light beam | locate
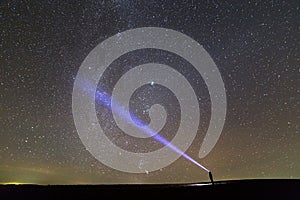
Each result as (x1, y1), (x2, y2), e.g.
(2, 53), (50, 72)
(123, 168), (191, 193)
(94, 87), (210, 173)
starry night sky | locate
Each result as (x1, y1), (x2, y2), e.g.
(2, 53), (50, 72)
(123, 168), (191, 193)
(0, 0), (299, 184)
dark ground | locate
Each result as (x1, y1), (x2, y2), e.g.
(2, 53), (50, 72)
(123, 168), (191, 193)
(1, 179), (300, 199)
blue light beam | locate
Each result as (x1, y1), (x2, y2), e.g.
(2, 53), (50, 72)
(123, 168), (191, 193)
(94, 88), (210, 173)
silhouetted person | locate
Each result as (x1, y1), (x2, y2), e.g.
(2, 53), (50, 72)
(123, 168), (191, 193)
(209, 171), (214, 185)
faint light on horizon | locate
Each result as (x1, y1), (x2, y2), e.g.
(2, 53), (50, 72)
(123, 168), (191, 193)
(2, 182), (32, 185)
